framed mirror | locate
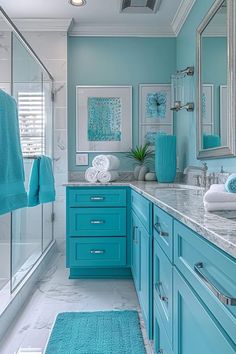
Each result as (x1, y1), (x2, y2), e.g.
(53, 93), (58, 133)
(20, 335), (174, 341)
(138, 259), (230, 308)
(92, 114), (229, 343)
(196, 0), (236, 159)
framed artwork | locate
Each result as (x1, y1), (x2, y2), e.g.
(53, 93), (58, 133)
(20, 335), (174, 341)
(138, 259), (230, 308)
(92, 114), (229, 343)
(139, 84), (172, 124)
(76, 86), (132, 152)
(220, 85), (227, 146)
(202, 84), (214, 125)
(140, 125), (173, 147)
(139, 84), (173, 145)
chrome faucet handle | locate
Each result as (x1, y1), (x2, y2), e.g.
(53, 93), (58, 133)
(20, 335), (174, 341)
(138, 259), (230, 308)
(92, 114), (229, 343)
(202, 162), (208, 171)
(193, 175), (201, 187)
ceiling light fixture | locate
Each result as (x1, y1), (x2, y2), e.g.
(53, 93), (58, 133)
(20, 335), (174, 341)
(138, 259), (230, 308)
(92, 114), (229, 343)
(69, 0), (86, 6)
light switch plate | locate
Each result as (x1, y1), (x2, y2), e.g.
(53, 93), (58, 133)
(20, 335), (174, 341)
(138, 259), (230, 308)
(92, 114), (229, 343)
(76, 153), (88, 166)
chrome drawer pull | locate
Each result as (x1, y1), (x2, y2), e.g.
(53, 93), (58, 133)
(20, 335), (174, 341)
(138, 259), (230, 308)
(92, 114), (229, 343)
(132, 226), (138, 241)
(155, 282), (168, 303)
(90, 220), (105, 224)
(194, 262), (236, 306)
(154, 223), (169, 237)
(90, 250), (105, 254)
(90, 196), (105, 201)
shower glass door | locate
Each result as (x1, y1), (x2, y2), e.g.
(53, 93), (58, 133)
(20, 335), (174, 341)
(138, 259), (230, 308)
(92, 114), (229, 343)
(10, 31), (54, 291)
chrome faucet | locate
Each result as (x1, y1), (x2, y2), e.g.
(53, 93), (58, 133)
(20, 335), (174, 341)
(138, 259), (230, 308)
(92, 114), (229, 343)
(183, 162), (208, 188)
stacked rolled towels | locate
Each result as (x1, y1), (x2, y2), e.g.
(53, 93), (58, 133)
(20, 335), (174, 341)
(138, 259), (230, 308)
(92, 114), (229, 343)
(204, 181), (236, 212)
(85, 155), (120, 183)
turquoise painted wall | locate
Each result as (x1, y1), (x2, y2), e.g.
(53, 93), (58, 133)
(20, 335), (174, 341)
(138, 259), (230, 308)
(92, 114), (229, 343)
(68, 37), (176, 171)
(176, 0), (236, 172)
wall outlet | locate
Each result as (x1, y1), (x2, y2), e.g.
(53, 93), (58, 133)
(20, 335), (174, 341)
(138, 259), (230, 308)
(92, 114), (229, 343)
(76, 153), (88, 166)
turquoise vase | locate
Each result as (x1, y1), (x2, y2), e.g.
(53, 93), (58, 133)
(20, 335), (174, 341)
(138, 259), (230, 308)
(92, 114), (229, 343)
(155, 134), (176, 183)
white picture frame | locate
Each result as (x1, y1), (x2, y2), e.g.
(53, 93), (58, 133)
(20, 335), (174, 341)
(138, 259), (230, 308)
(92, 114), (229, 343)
(220, 85), (227, 147)
(202, 84), (214, 127)
(140, 124), (173, 148)
(139, 84), (173, 125)
(139, 84), (173, 145)
(76, 85), (132, 153)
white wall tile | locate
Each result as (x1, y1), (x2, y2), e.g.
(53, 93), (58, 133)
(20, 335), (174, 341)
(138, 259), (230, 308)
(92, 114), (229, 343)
(23, 31), (67, 61)
(44, 59), (67, 82)
(54, 107), (67, 130)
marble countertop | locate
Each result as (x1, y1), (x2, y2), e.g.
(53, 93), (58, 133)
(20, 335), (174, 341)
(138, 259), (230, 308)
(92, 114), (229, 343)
(65, 181), (236, 259)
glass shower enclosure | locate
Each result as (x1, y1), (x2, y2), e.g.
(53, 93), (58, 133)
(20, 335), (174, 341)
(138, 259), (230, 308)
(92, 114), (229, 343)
(0, 7), (54, 293)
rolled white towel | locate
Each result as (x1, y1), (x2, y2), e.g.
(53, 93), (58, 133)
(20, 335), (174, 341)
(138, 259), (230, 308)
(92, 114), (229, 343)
(92, 155), (120, 172)
(97, 170), (119, 183)
(204, 201), (236, 212)
(204, 184), (236, 203)
(85, 167), (99, 183)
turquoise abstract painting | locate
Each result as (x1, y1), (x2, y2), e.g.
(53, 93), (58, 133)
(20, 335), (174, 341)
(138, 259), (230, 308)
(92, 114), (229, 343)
(144, 131), (157, 145)
(146, 91), (167, 119)
(88, 97), (121, 141)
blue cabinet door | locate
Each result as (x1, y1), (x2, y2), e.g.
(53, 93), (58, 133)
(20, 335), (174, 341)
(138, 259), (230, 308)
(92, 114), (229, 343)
(154, 302), (173, 354)
(139, 220), (152, 340)
(131, 211), (141, 292)
(173, 268), (236, 354)
(131, 210), (152, 339)
(154, 239), (173, 344)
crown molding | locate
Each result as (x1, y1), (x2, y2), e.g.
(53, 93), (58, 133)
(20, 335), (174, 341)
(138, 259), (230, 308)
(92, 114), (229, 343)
(69, 23), (175, 37)
(11, 18), (72, 32)
(171, 0), (196, 36)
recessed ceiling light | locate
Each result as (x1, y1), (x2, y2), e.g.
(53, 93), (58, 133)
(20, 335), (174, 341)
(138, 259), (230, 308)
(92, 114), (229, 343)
(69, 0), (86, 6)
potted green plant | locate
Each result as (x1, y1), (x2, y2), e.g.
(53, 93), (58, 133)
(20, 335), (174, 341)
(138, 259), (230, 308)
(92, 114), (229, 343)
(127, 144), (154, 181)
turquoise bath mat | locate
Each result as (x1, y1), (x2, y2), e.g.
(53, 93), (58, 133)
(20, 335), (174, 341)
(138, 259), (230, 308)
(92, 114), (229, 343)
(45, 311), (146, 354)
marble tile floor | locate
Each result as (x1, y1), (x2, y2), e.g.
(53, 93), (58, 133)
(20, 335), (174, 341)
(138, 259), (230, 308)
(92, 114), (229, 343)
(0, 249), (152, 354)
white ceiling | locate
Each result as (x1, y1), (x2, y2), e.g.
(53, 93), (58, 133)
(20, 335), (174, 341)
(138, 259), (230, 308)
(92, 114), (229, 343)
(0, 0), (196, 36)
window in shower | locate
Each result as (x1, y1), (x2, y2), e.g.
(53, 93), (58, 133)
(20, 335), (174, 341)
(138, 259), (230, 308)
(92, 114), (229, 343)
(18, 91), (45, 157)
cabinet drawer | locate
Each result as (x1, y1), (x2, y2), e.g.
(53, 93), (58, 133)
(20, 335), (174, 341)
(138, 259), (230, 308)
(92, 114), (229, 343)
(68, 208), (126, 236)
(68, 237), (126, 267)
(154, 302), (173, 354)
(153, 205), (173, 261)
(67, 187), (126, 207)
(174, 220), (236, 344)
(131, 189), (151, 232)
(154, 239), (173, 344)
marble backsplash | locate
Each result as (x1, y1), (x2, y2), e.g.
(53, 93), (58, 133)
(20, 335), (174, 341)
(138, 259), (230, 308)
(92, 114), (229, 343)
(68, 170), (229, 186)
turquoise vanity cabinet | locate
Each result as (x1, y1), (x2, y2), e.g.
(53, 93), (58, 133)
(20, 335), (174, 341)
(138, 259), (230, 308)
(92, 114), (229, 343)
(153, 210), (236, 354)
(66, 184), (236, 353)
(131, 190), (153, 339)
(66, 187), (131, 279)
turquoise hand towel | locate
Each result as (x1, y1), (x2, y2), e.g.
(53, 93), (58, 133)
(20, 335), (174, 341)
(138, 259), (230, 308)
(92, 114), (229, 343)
(28, 156), (55, 207)
(28, 159), (40, 207)
(39, 156), (55, 204)
(225, 174), (236, 193)
(0, 89), (27, 215)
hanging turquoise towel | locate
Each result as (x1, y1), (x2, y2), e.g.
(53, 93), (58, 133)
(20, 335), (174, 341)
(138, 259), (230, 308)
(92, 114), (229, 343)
(155, 134), (176, 183)
(0, 89), (27, 215)
(28, 156), (55, 207)
(39, 156), (55, 203)
(28, 158), (40, 207)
